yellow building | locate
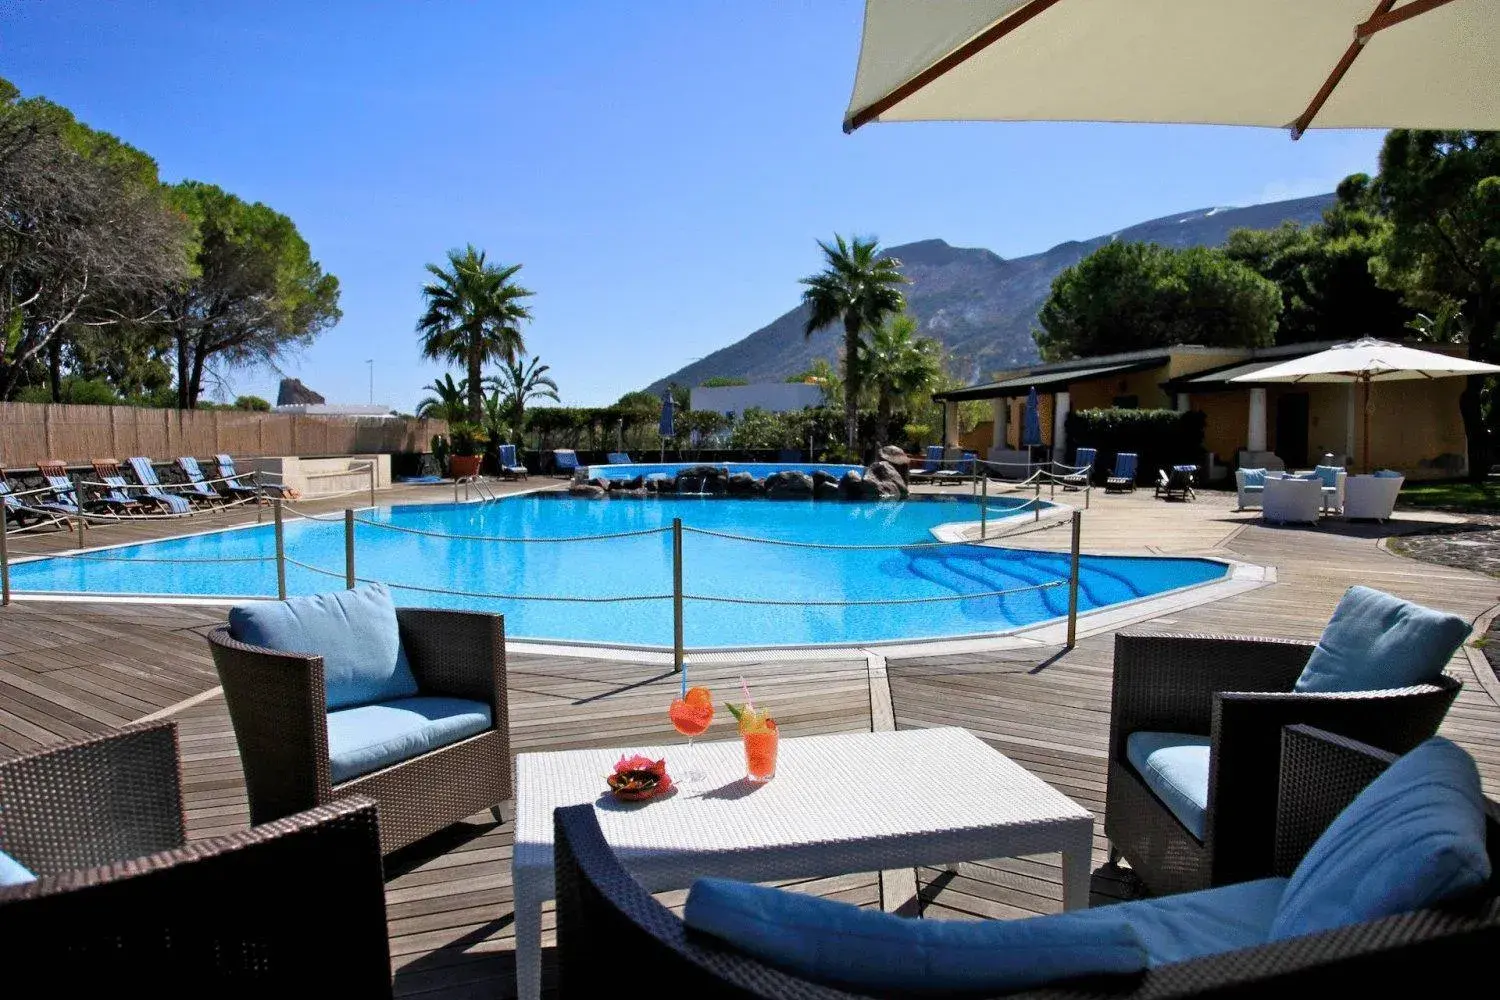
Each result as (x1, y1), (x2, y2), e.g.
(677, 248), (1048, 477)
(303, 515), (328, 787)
(933, 343), (1470, 480)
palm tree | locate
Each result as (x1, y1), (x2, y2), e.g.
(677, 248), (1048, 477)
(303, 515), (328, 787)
(417, 245), (534, 423)
(489, 354), (560, 432)
(415, 373), (468, 423)
(800, 235), (907, 448)
(861, 314), (943, 447)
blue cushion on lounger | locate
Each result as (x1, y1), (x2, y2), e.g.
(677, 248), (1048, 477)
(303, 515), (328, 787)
(229, 582), (418, 710)
(326, 696), (492, 783)
(1270, 737), (1490, 941)
(1293, 585), (1469, 693)
(1373, 469), (1404, 478)
(684, 877), (1146, 995)
(1239, 468), (1267, 487)
(1313, 465), (1342, 489)
(1065, 877), (1288, 966)
(0, 848), (36, 887)
(1126, 732), (1211, 840)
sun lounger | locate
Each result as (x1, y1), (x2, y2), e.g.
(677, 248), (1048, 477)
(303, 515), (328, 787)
(52, 459), (144, 517)
(1104, 452), (1138, 492)
(0, 468), (72, 530)
(30, 462), (89, 531)
(209, 454), (264, 500)
(126, 457), (192, 514)
(1061, 446), (1096, 490)
(216, 454), (289, 500)
(90, 459), (178, 515)
(176, 457), (226, 507)
(1154, 464), (1196, 501)
(907, 445), (945, 484)
(606, 452), (632, 465)
(552, 449), (579, 477)
(498, 444), (528, 481)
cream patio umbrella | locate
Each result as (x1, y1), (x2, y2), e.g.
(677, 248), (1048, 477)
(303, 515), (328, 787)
(843, 1), (1499, 136)
(1228, 337), (1500, 472)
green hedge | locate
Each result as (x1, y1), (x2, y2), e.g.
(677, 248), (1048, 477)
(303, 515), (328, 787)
(1064, 408), (1207, 483)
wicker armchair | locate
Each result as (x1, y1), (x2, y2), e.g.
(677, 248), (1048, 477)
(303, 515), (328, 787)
(553, 725), (1499, 999)
(0, 722), (391, 994)
(207, 606), (511, 853)
(1105, 632), (1461, 896)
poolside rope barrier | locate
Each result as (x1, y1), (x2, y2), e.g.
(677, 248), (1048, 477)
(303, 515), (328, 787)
(3, 495), (1089, 651)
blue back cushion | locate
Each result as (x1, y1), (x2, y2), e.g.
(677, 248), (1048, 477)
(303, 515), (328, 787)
(498, 444), (517, 467)
(0, 848), (36, 887)
(1294, 586), (1469, 693)
(1239, 468), (1267, 486)
(1271, 737), (1490, 940)
(1373, 469), (1404, 479)
(1313, 465), (1341, 488)
(685, 878), (1146, 995)
(229, 583), (418, 710)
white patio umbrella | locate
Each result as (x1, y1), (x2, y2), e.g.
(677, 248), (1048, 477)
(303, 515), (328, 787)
(844, 1), (1499, 136)
(1228, 337), (1500, 472)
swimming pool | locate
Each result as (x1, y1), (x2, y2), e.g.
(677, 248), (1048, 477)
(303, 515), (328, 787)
(584, 461), (864, 481)
(7, 494), (1227, 648)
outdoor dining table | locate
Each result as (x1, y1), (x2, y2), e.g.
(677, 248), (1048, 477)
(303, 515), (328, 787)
(511, 726), (1095, 1000)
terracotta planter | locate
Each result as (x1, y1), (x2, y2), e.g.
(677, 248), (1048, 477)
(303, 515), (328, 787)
(448, 455), (482, 479)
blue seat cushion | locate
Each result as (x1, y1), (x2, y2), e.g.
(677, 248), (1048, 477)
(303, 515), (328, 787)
(684, 877), (1146, 995)
(1272, 737), (1490, 940)
(1126, 732), (1211, 841)
(230, 582), (418, 711)
(1239, 468), (1267, 487)
(1066, 877), (1287, 966)
(0, 848), (36, 887)
(1294, 585), (1469, 693)
(1313, 465), (1342, 489)
(326, 696), (492, 784)
(1373, 469), (1404, 478)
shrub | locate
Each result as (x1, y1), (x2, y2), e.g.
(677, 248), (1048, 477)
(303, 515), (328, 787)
(233, 394), (272, 411)
(1064, 408), (1207, 483)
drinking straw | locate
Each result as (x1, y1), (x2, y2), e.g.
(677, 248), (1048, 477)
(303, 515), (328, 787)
(739, 676), (755, 712)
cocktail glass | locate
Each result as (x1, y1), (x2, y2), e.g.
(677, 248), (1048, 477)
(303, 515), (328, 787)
(741, 715), (778, 782)
(668, 686), (714, 786)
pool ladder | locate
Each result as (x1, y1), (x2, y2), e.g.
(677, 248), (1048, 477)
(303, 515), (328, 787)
(454, 476), (500, 503)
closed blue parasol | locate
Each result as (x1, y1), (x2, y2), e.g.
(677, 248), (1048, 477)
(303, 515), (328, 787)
(1022, 387), (1044, 447)
(658, 387), (675, 460)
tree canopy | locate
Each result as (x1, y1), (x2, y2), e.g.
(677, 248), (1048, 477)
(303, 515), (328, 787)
(417, 245), (533, 424)
(1035, 242), (1281, 361)
(163, 181), (341, 408)
(800, 234), (907, 447)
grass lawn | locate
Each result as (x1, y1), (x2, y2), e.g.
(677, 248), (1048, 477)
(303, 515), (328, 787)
(1398, 479), (1500, 513)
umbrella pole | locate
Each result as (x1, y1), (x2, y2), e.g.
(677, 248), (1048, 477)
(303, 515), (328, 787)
(1362, 376), (1371, 473)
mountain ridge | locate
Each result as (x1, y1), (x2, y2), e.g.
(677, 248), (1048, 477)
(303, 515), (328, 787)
(646, 193), (1336, 392)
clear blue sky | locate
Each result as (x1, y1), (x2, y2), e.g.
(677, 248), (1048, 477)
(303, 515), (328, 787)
(3, 2), (1385, 409)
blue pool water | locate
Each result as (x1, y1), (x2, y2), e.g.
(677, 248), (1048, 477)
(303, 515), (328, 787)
(585, 462), (864, 481)
(8, 495), (1227, 648)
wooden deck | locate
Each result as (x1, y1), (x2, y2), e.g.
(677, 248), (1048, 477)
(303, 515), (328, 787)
(1, 482), (1496, 997)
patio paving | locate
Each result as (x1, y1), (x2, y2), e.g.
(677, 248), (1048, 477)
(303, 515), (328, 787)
(0, 480), (1496, 996)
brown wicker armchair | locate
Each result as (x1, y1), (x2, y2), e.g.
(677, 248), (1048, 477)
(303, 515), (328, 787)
(1105, 632), (1461, 896)
(553, 725), (1499, 999)
(0, 722), (391, 994)
(207, 606), (511, 853)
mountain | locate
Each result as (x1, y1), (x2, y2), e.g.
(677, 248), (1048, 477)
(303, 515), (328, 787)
(647, 193), (1336, 391)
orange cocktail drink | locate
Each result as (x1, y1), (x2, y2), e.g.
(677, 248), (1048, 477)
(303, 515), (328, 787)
(742, 718), (778, 782)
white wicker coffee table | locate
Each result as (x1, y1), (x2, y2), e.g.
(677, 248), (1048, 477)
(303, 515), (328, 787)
(512, 726), (1093, 1000)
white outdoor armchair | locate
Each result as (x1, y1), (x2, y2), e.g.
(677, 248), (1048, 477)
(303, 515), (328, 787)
(1344, 474), (1404, 521)
(1262, 476), (1322, 525)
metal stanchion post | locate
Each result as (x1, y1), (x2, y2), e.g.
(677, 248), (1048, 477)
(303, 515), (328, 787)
(672, 517), (685, 673)
(273, 498), (287, 600)
(454, 479), (460, 503)
(76, 504), (86, 549)
(1, 507), (10, 606)
(980, 476), (988, 539)
(368, 463), (376, 509)
(1034, 479), (1041, 522)
(344, 508), (356, 589)
(1066, 509), (1082, 649)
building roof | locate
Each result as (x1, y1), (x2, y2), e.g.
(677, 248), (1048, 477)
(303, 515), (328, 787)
(932, 357), (1167, 401)
(1161, 358), (1288, 392)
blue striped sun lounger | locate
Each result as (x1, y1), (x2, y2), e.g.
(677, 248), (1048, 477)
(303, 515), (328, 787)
(177, 456), (226, 506)
(216, 454), (288, 499)
(127, 457), (192, 514)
